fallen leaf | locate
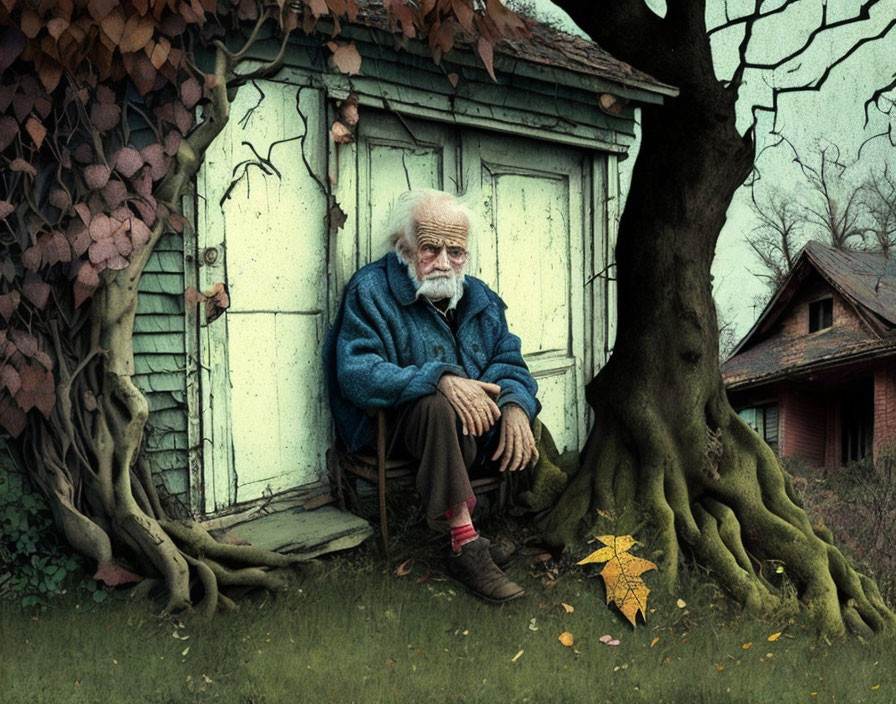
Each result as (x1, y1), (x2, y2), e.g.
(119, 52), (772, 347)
(715, 663), (725, 671)
(871, 685), (880, 690)
(578, 535), (657, 627)
(558, 632), (574, 647)
(181, 646), (190, 656)
(395, 559), (412, 577)
(650, 637), (660, 648)
(767, 632), (782, 642)
(415, 571), (430, 584)
(510, 649), (524, 662)
(676, 599), (687, 609)
(742, 642), (753, 649)
(561, 602), (574, 614)
(447, 72), (459, 87)
(528, 618), (538, 632)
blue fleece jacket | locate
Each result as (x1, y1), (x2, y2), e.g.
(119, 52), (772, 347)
(323, 252), (539, 452)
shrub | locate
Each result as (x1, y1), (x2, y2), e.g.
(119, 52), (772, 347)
(0, 437), (97, 608)
(787, 450), (896, 605)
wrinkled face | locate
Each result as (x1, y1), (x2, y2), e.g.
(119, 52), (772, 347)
(412, 200), (469, 282)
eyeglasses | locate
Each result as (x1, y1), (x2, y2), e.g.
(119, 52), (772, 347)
(418, 244), (468, 263)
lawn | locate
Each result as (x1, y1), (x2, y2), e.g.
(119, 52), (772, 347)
(2, 528), (895, 704)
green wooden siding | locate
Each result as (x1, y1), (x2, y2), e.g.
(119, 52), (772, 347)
(133, 231), (189, 503)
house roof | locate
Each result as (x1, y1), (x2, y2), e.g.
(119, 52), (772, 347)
(351, 2), (678, 99)
(723, 242), (896, 389)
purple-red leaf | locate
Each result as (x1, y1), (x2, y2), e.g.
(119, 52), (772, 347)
(15, 362), (55, 418)
(129, 216), (152, 247)
(0, 396), (27, 439)
(141, 143), (167, 181)
(73, 202), (92, 227)
(477, 38), (497, 82)
(164, 131), (182, 156)
(40, 231), (71, 266)
(22, 271), (50, 310)
(91, 103), (121, 132)
(1, 365), (21, 396)
(94, 561), (143, 586)
(73, 260), (100, 308)
(67, 220), (91, 256)
(72, 143), (94, 164)
(0, 201), (14, 220)
(105, 254), (130, 270)
(327, 40), (362, 75)
(173, 101), (193, 135)
(0, 291), (20, 322)
(132, 167), (154, 200)
(0, 27), (26, 73)
(88, 238), (118, 264)
(180, 76), (201, 110)
(84, 164), (111, 190)
(10, 328), (37, 357)
(102, 179), (128, 208)
(0, 115), (19, 151)
(9, 158), (37, 178)
(24, 117), (46, 149)
(114, 147), (143, 178)
(49, 188), (71, 211)
(88, 213), (113, 241)
(22, 245), (42, 271)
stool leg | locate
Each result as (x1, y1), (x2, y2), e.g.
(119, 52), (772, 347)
(377, 410), (389, 557)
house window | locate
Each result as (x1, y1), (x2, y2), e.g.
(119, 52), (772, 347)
(808, 298), (833, 332)
(739, 404), (779, 446)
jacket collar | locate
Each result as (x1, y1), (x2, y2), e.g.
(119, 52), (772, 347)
(385, 251), (489, 322)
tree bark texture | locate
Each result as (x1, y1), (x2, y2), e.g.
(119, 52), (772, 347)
(545, 1), (895, 636)
(18, 44), (305, 616)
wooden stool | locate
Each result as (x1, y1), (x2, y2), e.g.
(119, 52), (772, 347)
(334, 409), (502, 556)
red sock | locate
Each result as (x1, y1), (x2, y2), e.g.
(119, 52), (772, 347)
(450, 523), (478, 553)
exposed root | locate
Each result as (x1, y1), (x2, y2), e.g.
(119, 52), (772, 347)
(543, 391), (896, 637)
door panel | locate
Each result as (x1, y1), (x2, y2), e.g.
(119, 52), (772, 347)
(197, 82), (329, 512)
(463, 133), (588, 453)
(353, 111), (458, 267)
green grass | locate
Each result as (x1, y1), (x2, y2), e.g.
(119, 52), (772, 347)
(2, 543), (895, 704)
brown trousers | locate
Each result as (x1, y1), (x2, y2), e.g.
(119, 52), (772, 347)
(377, 392), (497, 521)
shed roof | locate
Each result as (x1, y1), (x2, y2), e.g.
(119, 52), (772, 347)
(722, 242), (896, 389)
(351, 2), (677, 99)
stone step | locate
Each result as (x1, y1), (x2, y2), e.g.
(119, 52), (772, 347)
(214, 505), (373, 560)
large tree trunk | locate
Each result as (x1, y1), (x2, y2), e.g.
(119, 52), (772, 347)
(544, 1), (895, 636)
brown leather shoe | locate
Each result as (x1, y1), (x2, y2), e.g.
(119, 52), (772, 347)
(447, 537), (525, 603)
(477, 536), (515, 569)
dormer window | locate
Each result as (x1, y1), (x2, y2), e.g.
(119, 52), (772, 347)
(808, 298), (833, 332)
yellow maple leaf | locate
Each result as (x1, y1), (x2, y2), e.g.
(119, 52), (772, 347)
(577, 534), (657, 627)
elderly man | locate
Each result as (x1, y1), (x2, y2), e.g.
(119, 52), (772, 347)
(324, 189), (539, 602)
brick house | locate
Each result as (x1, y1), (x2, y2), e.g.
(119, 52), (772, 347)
(722, 242), (896, 468)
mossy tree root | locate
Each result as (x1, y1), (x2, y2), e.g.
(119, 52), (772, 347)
(541, 391), (896, 638)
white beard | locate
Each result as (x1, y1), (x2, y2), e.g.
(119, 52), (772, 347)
(406, 262), (465, 310)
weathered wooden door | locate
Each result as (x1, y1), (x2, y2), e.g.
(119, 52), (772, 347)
(462, 132), (589, 453)
(331, 109), (458, 291)
(196, 82), (330, 513)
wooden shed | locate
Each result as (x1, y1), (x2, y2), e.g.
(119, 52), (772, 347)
(133, 6), (674, 537)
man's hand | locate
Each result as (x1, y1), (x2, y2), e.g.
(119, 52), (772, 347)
(436, 375), (502, 436)
(491, 404), (538, 472)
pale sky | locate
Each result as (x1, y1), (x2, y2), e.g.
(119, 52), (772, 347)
(523, 0), (896, 342)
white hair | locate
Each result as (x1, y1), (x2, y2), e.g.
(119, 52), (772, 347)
(385, 189), (477, 263)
